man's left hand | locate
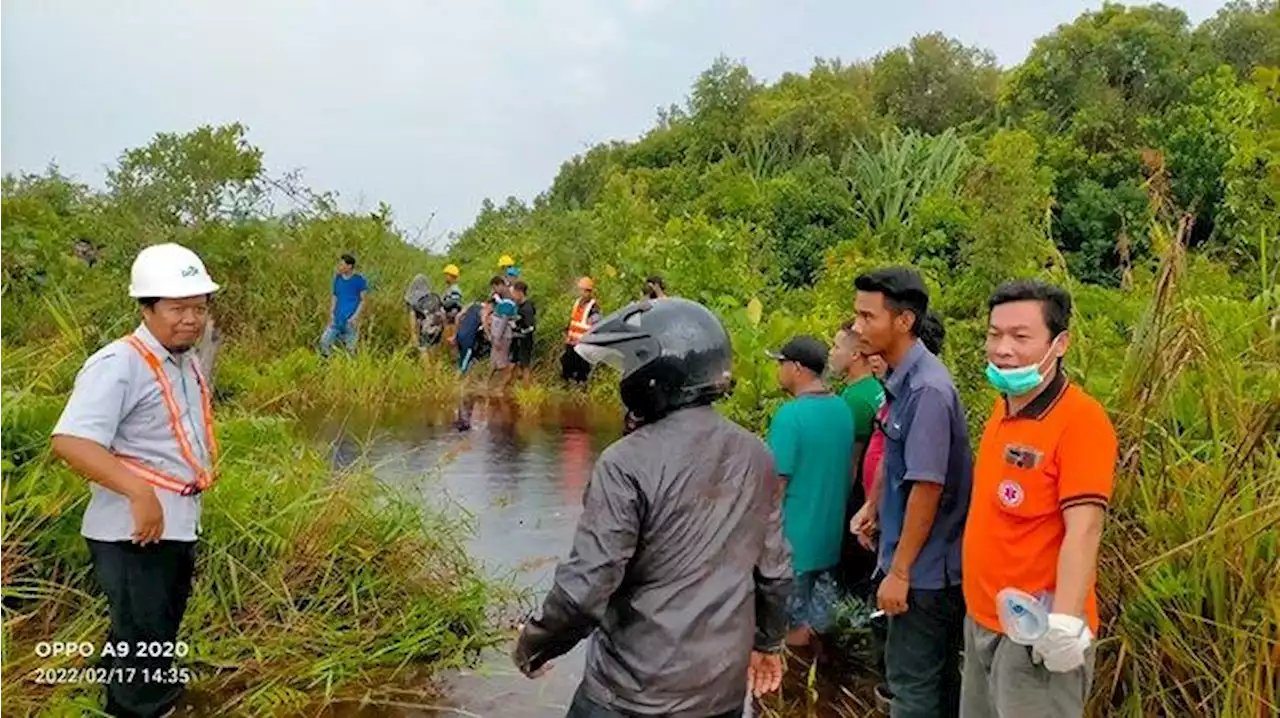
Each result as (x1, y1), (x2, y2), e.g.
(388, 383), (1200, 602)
(1032, 614), (1093, 673)
(747, 651), (783, 696)
(877, 571), (909, 616)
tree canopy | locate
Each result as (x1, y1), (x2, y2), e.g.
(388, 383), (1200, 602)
(452, 1), (1278, 293)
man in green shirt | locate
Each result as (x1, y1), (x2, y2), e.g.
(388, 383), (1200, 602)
(767, 336), (855, 649)
(831, 320), (886, 457)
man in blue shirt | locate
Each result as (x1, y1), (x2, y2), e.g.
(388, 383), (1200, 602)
(850, 267), (972, 718)
(320, 253), (368, 357)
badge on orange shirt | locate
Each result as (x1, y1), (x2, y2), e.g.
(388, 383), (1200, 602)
(1002, 444), (1043, 470)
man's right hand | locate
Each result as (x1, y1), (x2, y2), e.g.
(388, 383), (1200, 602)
(129, 489), (164, 545)
(512, 622), (555, 679)
(747, 651), (783, 697)
(850, 501), (878, 550)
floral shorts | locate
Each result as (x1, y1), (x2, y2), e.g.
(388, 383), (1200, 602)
(788, 569), (840, 633)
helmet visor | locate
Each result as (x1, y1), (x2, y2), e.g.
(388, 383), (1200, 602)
(575, 343), (625, 370)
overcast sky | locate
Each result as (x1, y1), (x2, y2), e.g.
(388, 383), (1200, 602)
(2, 0), (1226, 247)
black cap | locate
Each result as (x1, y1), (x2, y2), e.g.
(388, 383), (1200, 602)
(766, 335), (828, 376)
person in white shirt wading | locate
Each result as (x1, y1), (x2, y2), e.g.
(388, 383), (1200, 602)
(51, 243), (221, 718)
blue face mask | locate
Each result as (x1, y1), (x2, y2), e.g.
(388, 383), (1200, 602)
(985, 337), (1061, 396)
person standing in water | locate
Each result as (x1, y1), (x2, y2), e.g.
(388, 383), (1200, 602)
(488, 289), (518, 394)
(510, 280), (537, 387)
(51, 243), (220, 718)
(482, 275), (508, 342)
(514, 297), (791, 716)
(441, 264), (464, 354)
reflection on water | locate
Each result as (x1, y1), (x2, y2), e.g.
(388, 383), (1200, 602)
(317, 396), (619, 717)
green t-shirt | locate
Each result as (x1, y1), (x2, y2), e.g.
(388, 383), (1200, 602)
(767, 393), (855, 574)
(841, 376), (886, 443)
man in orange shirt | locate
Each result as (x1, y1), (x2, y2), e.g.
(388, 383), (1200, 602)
(960, 280), (1118, 717)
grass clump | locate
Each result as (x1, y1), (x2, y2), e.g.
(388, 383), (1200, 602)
(2, 394), (501, 716)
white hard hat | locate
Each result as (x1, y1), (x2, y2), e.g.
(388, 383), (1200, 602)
(128, 243), (221, 299)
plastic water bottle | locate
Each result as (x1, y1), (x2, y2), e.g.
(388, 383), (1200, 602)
(996, 587), (1053, 645)
(743, 691), (754, 718)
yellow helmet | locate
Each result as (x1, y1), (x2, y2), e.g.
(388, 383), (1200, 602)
(443, 264), (460, 277)
(498, 254), (515, 268)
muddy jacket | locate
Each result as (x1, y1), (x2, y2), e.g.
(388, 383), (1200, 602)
(514, 405), (792, 717)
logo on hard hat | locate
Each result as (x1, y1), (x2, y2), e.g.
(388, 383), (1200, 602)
(181, 265), (198, 277)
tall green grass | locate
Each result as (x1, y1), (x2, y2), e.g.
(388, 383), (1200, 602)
(214, 344), (623, 421)
(1, 369), (503, 716)
(1093, 225), (1280, 717)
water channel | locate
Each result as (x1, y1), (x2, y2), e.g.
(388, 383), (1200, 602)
(320, 397), (619, 717)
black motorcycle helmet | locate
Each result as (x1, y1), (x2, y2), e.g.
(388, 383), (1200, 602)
(575, 297), (733, 423)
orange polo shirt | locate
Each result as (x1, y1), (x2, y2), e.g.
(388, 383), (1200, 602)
(962, 372), (1118, 634)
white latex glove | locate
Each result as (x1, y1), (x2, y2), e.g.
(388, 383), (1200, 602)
(1032, 614), (1093, 673)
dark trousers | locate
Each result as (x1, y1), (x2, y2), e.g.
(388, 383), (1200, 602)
(837, 482), (878, 598)
(88, 539), (197, 718)
(869, 574), (889, 680)
(566, 684), (743, 718)
(885, 584), (965, 718)
(561, 344), (592, 383)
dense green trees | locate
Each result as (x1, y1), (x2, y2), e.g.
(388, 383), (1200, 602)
(454, 2), (1277, 298)
(871, 32), (999, 134)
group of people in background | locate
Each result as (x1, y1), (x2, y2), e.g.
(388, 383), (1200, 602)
(318, 252), (680, 397)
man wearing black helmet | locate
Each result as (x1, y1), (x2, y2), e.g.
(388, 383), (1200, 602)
(513, 297), (793, 717)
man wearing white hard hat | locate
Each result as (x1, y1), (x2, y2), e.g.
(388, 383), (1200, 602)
(51, 243), (220, 718)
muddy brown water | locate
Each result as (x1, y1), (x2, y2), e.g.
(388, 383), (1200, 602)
(315, 398), (617, 717)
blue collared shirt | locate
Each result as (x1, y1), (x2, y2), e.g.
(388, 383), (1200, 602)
(876, 340), (973, 590)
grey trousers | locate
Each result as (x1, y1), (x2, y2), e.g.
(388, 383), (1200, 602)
(959, 616), (1094, 718)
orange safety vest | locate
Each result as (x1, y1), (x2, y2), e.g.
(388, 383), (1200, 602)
(565, 299), (597, 345)
(115, 336), (219, 496)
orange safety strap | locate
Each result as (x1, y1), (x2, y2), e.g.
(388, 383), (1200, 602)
(119, 336), (218, 495)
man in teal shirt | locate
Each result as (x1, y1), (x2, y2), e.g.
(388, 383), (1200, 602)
(767, 335), (855, 649)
